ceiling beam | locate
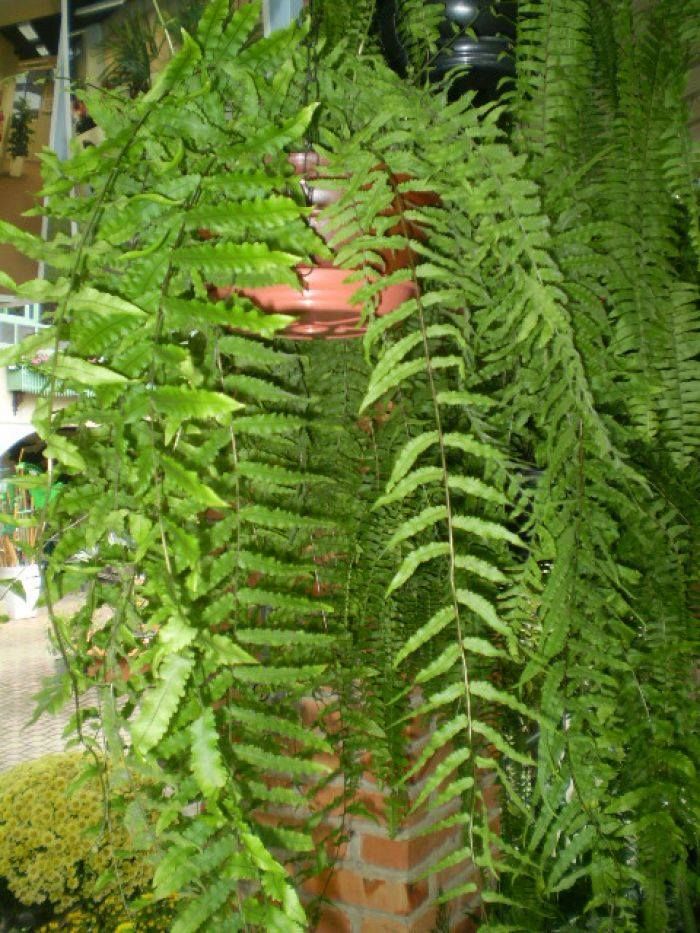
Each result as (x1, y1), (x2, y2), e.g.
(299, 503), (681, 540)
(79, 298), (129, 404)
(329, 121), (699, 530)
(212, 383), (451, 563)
(0, 0), (61, 28)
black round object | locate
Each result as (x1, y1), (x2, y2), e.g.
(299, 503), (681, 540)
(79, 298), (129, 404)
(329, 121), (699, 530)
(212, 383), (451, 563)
(435, 33), (513, 74)
(433, 0), (516, 80)
(376, 0), (517, 101)
(443, 0), (481, 27)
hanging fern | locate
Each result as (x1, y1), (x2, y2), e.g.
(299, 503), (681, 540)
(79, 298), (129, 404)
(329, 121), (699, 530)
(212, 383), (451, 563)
(1, 5), (351, 929)
(499, 0), (700, 927)
(0, 0), (697, 929)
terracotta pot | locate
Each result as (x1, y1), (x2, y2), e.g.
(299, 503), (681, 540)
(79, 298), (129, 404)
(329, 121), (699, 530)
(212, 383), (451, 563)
(213, 267), (416, 340)
(291, 154), (439, 268)
(211, 152), (434, 340)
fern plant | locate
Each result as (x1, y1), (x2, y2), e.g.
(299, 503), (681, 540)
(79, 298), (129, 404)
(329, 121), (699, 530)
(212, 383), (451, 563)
(1, 7), (349, 930)
(0, 0), (697, 930)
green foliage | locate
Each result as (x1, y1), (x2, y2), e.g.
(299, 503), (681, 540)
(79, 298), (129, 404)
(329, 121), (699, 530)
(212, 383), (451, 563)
(8, 98), (35, 159)
(1, 0), (698, 929)
(393, 0), (444, 78)
(2, 6), (348, 928)
(100, 8), (162, 97)
(312, 0), (376, 53)
(499, 0), (700, 928)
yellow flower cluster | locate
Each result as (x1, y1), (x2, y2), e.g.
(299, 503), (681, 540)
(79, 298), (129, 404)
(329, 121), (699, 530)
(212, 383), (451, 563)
(0, 752), (161, 927)
(38, 899), (174, 932)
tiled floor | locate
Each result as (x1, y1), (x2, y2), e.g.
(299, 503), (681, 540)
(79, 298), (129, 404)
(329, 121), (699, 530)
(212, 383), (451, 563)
(0, 596), (83, 772)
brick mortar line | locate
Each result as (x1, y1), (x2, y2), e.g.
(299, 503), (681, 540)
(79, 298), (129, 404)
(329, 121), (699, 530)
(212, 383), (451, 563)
(262, 795), (463, 845)
(317, 897), (440, 932)
(321, 830), (474, 886)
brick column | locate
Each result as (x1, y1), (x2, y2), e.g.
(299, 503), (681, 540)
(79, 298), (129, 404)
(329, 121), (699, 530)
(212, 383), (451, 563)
(288, 699), (498, 932)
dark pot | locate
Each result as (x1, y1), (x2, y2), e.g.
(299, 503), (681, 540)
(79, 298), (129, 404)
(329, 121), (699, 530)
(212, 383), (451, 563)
(377, 0), (516, 102)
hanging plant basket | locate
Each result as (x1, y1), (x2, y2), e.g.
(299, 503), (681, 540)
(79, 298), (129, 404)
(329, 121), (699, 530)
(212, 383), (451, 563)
(378, 0), (516, 102)
(214, 265), (416, 340)
(210, 152), (422, 340)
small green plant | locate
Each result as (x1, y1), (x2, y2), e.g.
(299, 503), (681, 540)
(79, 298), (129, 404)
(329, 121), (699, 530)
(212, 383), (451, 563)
(100, 10), (161, 98)
(7, 99), (34, 160)
(0, 753), (157, 928)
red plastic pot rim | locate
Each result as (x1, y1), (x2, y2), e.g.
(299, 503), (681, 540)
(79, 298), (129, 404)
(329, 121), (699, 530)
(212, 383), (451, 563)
(213, 266), (418, 340)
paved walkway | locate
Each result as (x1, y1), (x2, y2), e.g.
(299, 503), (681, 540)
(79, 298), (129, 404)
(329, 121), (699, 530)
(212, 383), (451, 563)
(0, 596), (83, 772)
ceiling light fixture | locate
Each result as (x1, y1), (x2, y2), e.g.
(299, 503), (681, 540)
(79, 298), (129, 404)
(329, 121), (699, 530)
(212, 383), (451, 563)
(75, 0), (125, 16)
(18, 22), (40, 42)
(36, 44), (51, 56)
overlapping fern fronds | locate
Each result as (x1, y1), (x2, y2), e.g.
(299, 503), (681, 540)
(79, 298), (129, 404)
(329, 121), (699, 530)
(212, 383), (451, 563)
(498, 0), (700, 927)
(0, 0), (697, 929)
(312, 1), (700, 926)
(0, 4), (358, 929)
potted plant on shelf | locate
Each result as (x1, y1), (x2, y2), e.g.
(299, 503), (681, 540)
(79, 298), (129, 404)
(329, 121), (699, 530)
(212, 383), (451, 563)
(7, 98), (34, 178)
(0, 465), (43, 620)
(0, 0), (697, 929)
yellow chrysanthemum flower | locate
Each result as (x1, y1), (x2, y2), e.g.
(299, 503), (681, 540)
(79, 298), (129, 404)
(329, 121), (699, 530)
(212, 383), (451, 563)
(0, 752), (157, 925)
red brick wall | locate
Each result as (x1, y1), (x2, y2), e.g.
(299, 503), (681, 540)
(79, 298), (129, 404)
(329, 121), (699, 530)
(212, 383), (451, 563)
(265, 697), (500, 932)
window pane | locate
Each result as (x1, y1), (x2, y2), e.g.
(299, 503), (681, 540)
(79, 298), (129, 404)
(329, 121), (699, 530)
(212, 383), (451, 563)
(264, 0), (303, 34)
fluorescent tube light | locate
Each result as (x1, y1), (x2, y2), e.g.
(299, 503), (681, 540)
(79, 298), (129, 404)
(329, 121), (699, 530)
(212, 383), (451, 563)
(18, 22), (40, 42)
(36, 44), (50, 56)
(75, 0), (125, 16)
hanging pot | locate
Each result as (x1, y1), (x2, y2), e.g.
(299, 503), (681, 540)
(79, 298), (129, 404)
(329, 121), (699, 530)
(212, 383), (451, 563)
(378, 0), (516, 103)
(211, 152), (423, 340)
(217, 265), (416, 340)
